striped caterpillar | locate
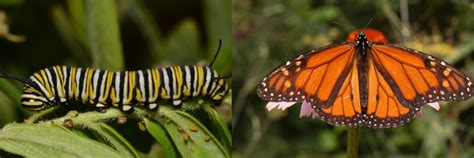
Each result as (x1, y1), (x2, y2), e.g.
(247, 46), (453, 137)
(0, 43), (229, 112)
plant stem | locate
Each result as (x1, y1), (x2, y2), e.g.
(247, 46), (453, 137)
(45, 109), (122, 126)
(86, 0), (124, 70)
(347, 127), (360, 158)
(24, 107), (58, 124)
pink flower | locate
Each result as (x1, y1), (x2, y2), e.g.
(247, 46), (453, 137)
(265, 100), (319, 119)
(428, 102), (440, 111)
(265, 102), (296, 111)
(299, 100), (319, 118)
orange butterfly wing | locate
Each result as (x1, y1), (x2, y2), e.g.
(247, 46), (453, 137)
(371, 44), (474, 105)
(312, 59), (363, 126)
(359, 44), (474, 128)
(363, 60), (413, 128)
(257, 43), (356, 107)
(258, 29), (474, 128)
(313, 54), (418, 128)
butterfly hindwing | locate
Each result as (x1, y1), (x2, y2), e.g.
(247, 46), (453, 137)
(313, 59), (363, 127)
(364, 60), (415, 128)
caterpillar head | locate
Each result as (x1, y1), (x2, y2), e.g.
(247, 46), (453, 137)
(0, 73), (52, 110)
(211, 75), (229, 102)
(21, 84), (52, 111)
(207, 39), (229, 102)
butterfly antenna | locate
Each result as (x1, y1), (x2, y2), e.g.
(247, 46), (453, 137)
(209, 39), (222, 68)
(363, 17), (373, 30)
(331, 21), (355, 32)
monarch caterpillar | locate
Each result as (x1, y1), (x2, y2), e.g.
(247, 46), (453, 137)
(0, 41), (229, 112)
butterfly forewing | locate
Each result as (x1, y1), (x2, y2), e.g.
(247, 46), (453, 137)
(257, 43), (356, 108)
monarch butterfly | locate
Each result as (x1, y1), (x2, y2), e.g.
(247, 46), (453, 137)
(0, 41), (229, 112)
(257, 29), (474, 128)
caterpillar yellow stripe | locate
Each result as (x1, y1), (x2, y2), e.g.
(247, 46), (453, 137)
(20, 65), (229, 111)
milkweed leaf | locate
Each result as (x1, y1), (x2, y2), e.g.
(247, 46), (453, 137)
(0, 123), (121, 157)
(144, 117), (178, 158)
(155, 106), (229, 158)
(87, 123), (140, 157)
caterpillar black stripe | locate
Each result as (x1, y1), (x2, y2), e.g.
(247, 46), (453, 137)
(1, 41), (229, 112)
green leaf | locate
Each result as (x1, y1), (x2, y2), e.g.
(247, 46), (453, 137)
(201, 104), (232, 149)
(203, 0), (231, 73)
(0, 0), (24, 6)
(87, 123), (140, 157)
(50, 5), (89, 64)
(124, 0), (164, 62)
(0, 124), (121, 157)
(86, 0), (124, 70)
(144, 117), (178, 158)
(0, 75), (32, 119)
(161, 19), (202, 65)
(0, 91), (17, 126)
(0, 78), (21, 101)
(67, 0), (90, 50)
(447, 33), (474, 63)
(203, 0), (230, 49)
(156, 106), (229, 158)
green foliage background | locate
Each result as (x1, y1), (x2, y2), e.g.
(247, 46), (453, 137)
(233, 0), (474, 157)
(0, 0), (231, 157)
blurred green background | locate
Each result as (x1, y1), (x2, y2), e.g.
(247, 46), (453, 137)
(233, 0), (474, 157)
(0, 0), (231, 157)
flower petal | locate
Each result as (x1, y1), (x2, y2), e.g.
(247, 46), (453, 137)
(265, 102), (297, 111)
(265, 102), (279, 111)
(416, 109), (423, 117)
(299, 100), (319, 119)
(299, 100), (312, 117)
(427, 102), (440, 111)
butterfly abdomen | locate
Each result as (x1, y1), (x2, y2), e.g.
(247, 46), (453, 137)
(355, 34), (371, 110)
(22, 65), (228, 111)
